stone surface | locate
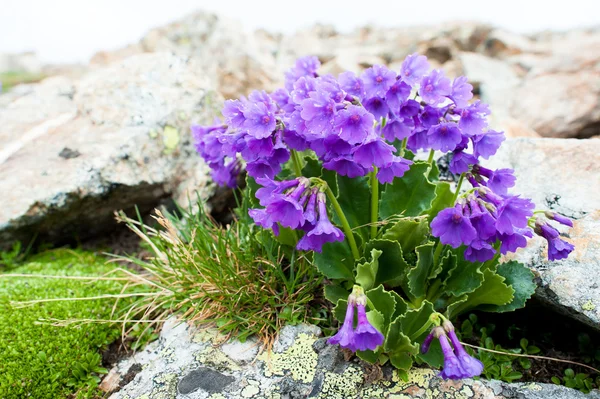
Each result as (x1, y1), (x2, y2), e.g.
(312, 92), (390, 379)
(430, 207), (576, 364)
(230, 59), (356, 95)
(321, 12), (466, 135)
(109, 321), (599, 399)
(0, 52), (220, 248)
(484, 138), (600, 329)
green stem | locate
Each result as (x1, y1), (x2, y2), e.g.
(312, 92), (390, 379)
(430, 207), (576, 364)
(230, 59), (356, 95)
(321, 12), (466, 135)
(291, 150), (303, 177)
(399, 138), (407, 157)
(370, 168), (379, 239)
(408, 313), (442, 341)
(452, 173), (466, 203)
(426, 149), (435, 164)
(433, 241), (444, 266)
(425, 279), (442, 302)
(324, 185), (360, 260)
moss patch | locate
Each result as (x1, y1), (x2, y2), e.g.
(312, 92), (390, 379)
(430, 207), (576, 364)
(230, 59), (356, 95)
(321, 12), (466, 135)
(0, 249), (127, 398)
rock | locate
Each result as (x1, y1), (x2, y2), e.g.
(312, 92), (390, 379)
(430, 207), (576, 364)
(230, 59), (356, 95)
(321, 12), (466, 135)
(110, 321), (600, 399)
(0, 52), (43, 74)
(0, 52), (219, 248)
(510, 72), (600, 138)
(484, 138), (600, 329)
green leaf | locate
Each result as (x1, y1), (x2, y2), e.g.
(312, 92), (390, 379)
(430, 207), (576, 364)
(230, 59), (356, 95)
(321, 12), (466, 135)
(333, 299), (348, 323)
(447, 269), (515, 318)
(398, 300), (436, 339)
(367, 309), (385, 334)
(314, 240), (354, 280)
(382, 216), (429, 254)
(322, 168), (338, 196)
(481, 261), (536, 313)
(407, 242), (435, 298)
(389, 352), (413, 371)
(357, 348), (380, 363)
(324, 285), (350, 305)
(364, 239), (410, 287)
(390, 291), (408, 320)
(273, 226), (298, 247)
(384, 317), (419, 356)
(442, 249), (484, 297)
(433, 251), (457, 283)
(333, 174), (370, 239)
(246, 176), (261, 208)
(366, 285), (396, 329)
(302, 156), (322, 178)
(380, 161), (436, 219)
(356, 249), (382, 291)
(424, 182), (455, 222)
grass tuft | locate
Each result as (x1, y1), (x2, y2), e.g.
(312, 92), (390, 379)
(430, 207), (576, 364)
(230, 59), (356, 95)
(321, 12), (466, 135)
(111, 198), (324, 349)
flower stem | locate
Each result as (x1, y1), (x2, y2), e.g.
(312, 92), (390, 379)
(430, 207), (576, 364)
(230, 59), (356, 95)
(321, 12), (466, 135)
(370, 168), (379, 239)
(426, 149), (435, 164)
(452, 173), (465, 203)
(324, 185), (360, 260)
(291, 150), (303, 177)
(399, 138), (408, 157)
(408, 312), (442, 341)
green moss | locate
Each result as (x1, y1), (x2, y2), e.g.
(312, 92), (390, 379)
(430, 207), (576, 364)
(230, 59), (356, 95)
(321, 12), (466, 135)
(0, 71), (45, 91)
(0, 249), (127, 399)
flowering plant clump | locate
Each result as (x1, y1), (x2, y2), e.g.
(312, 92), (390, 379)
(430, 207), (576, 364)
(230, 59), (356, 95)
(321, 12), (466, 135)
(192, 55), (575, 379)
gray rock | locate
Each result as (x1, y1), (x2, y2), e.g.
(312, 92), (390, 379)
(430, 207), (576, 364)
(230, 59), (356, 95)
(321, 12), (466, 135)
(109, 321), (599, 399)
(178, 368), (235, 395)
(0, 52), (219, 248)
(484, 138), (600, 329)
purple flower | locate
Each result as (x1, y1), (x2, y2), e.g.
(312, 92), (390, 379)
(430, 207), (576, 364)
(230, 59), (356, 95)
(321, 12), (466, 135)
(291, 76), (317, 104)
(255, 177), (299, 206)
(353, 139), (396, 168)
(407, 128), (430, 152)
(474, 166), (516, 196)
(243, 101), (276, 139)
(499, 228), (533, 255)
(241, 136), (274, 161)
(449, 151), (478, 174)
(421, 330), (435, 354)
(327, 297), (356, 350)
(473, 130), (505, 159)
(338, 71), (365, 99)
(427, 123), (463, 153)
(450, 76), (473, 108)
(420, 69), (452, 106)
(400, 53), (430, 86)
(363, 97), (390, 121)
(386, 80), (411, 114)
(468, 199), (497, 240)
(362, 65), (396, 98)
(297, 193), (344, 252)
(458, 101), (489, 136)
(300, 90), (337, 134)
(334, 105), (375, 144)
(376, 156), (412, 184)
(285, 56), (320, 90)
(431, 204), (477, 248)
(248, 208), (279, 236)
(547, 237), (575, 261)
(399, 99), (421, 118)
(222, 99), (246, 128)
(438, 330), (467, 379)
(352, 302), (385, 351)
(303, 189), (318, 224)
(446, 327), (483, 378)
(266, 180), (309, 229)
(382, 118), (413, 142)
(323, 156), (368, 178)
(545, 211), (574, 227)
(464, 240), (496, 262)
(211, 159), (241, 188)
(495, 195), (534, 235)
(282, 129), (310, 151)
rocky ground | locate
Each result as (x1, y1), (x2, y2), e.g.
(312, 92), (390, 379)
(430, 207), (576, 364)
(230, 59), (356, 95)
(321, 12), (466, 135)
(1, 11), (599, 399)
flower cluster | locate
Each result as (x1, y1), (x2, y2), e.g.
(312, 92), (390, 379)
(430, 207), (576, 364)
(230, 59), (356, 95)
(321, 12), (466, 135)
(328, 289), (385, 352)
(421, 321), (483, 379)
(249, 177), (344, 252)
(431, 166), (574, 262)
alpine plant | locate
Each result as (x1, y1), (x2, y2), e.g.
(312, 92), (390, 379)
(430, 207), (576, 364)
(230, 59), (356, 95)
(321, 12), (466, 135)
(192, 55), (575, 379)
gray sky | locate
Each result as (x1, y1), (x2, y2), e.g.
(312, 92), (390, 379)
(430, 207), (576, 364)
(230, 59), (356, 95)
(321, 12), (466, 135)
(1, 0), (598, 64)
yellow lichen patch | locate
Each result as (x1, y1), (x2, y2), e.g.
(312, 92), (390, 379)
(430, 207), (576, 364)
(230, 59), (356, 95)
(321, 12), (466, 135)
(318, 364), (364, 399)
(258, 333), (318, 383)
(456, 384), (474, 399)
(196, 346), (242, 371)
(241, 384), (261, 398)
(148, 372), (178, 399)
(390, 368), (436, 392)
(192, 327), (223, 344)
(522, 383), (543, 391)
(582, 300), (596, 311)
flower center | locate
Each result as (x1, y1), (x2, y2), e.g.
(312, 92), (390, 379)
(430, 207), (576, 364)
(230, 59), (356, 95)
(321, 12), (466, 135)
(350, 114), (361, 124)
(452, 213), (462, 223)
(425, 84), (434, 92)
(440, 126), (448, 135)
(261, 115), (271, 125)
(376, 76), (383, 83)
